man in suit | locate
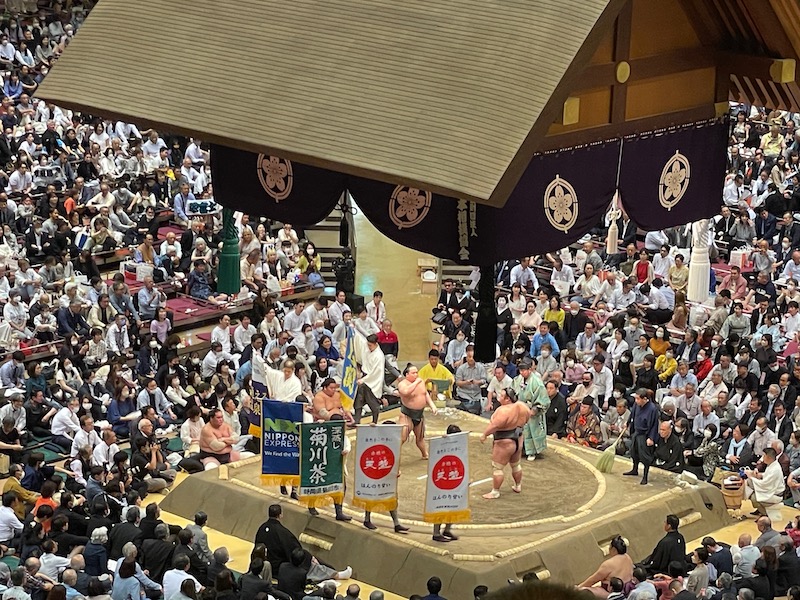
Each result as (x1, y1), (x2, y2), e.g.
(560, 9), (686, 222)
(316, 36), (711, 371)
(755, 207), (778, 242)
(186, 511), (214, 566)
(174, 527), (208, 582)
(108, 506), (144, 560)
(207, 547), (235, 589)
(240, 558), (290, 600)
(674, 330), (700, 366)
(435, 278), (455, 315)
(616, 212), (638, 248)
(179, 219), (206, 272)
(495, 260), (518, 288)
(139, 502), (167, 541)
(24, 219), (52, 260)
(714, 207), (737, 246)
(779, 373), (798, 408)
(775, 212), (800, 251)
(503, 322), (530, 354)
(0, 198), (16, 233)
(140, 523), (175, 584)
(448, 285), (474, 324)
(777, 535), (800, 596)
(770, 402), (792, 447)
(276, 548), (311, 600)
(544, 380), (567, 439)
(0, 128), (15, 166)
(562, 302), (589, 343)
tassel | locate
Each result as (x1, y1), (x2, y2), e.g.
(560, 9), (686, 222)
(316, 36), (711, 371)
(606, 191), (620, 256)
(474, 265), (497, 363)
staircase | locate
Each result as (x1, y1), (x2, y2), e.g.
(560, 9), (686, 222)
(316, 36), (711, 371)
(299, 193), (356, 282)
(441, 259), (476, 290)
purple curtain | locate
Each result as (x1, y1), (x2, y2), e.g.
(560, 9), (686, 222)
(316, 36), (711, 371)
(210, 119), (727, 261)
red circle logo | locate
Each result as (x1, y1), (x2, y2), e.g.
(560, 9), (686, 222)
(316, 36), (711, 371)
(431, 455), (465, 490)
(360, 444), (395, 480)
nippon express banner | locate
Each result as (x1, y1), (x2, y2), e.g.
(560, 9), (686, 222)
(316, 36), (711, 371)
(298, 421), (345, 508)
(352, 424), (402, 512)
(424, 432), (471, 523)
(261, 400), (303, 486)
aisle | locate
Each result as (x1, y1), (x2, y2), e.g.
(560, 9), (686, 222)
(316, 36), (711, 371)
(352, 204), (436, 362)
(153, 473), (404, 600)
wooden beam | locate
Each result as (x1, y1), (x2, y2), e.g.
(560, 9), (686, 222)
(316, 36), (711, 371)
(742, 0), (797, 59)
(579, 48), (715, 90)
(610, 0), (632, 124)
(718, 52), (796, 83)
(558, 97), (581, 126)
(536, 105), (717, 152)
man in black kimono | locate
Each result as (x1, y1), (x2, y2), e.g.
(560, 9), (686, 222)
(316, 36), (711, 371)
(642, 514), (687, 576)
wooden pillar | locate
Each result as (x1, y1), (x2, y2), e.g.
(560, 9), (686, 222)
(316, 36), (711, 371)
(610, 0), (632, 124)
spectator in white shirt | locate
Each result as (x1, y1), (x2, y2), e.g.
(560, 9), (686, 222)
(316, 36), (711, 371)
(0, 491), (23, 544)
(302, 299), (329, 328)
(70, 414), (101, 458)
(6, 163), (32, 194)
(184, 139), (207, 166)
(722, 173), (744, 207)
(233, 315), (257, 353)
(699, 371), (729, 404)
(0, 394), (25, 435)
(644, 229), (668, 252)
(50, 398), (81, 453)
(589, 354), (614, 408)
(114, 121), (142, 143)
(163, 556), (203, 600)
(485, 365), (514, 413)
(92, 429), (120, 469)
(283, 301), (309, 339)
(608, 279), (637, 313)
(365, 291), (386, 325)
(549, 257), (575, 297)
(328, 290), (351, 328)
(141, 131), (166, 158)
(353, 307), (379, 338)
(39, 538), (73, 580)
(509, 257), (538, 291)
(652, 245), (674, 279)
(210, 315), (233, 354)
(783, 251), (800, 280)
(590, 272), (622, 309)
(784, 301), (800, 343)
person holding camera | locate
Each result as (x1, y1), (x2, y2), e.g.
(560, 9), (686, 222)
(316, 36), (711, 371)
(130, 429), (176, 495)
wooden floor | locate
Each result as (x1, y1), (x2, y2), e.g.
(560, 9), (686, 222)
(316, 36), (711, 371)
(352, 205), (438, 362)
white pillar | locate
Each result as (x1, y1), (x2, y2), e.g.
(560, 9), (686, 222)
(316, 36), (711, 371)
(687, 219), (710, 304)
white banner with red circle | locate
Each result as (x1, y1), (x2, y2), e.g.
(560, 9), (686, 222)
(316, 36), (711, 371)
(423, 432), (471, 524)
(352, 424), (403, 512)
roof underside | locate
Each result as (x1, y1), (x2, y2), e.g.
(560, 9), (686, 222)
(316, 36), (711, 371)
(36, 0), (620, 207)
(680, 0), (800, 110)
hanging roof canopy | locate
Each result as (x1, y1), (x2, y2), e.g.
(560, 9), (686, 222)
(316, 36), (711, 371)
(37, 0), (800, 209)
(36, 0), (624, 207)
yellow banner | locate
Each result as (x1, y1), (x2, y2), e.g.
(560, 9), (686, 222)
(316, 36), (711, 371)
(351, 496), (398, 512)
(260, 475), (300, 487)
(422, 509), (472, 524)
